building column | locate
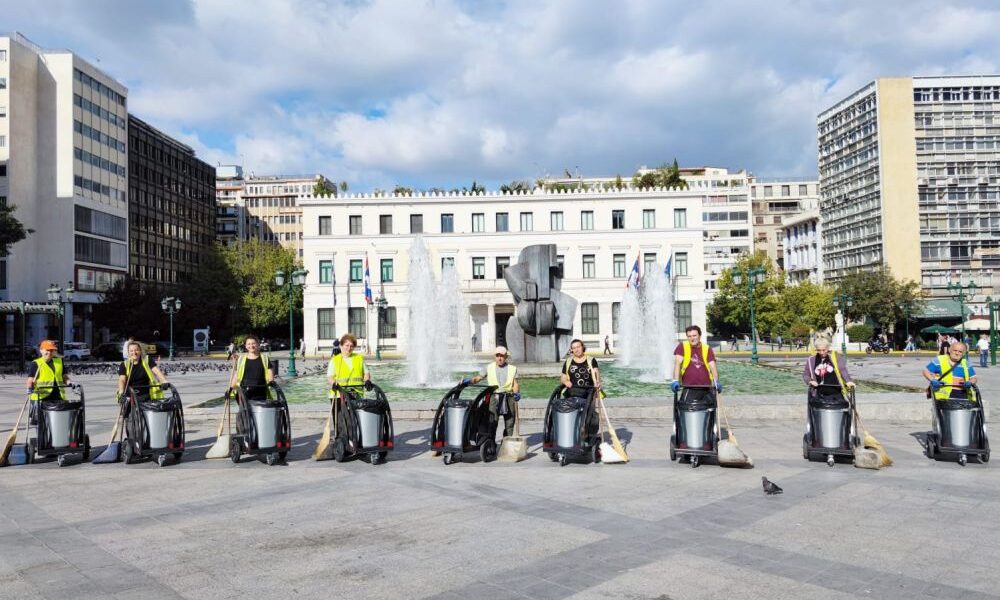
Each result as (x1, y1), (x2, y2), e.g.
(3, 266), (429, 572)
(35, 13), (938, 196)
(486, 303), (496, 349)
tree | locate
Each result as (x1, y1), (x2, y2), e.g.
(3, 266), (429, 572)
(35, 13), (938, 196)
(392, 185), (414, 195)
(339, 180), (349, 192)
(0, 203), (32, 257)
(92, 278), (165, 340)
(632, 172), (659, 189)
(500, 180), (532, 193)
(220, 240), (302, 329)
(836, 268), (923, 331)
(631, 158), (688, 190)
(706, 251), (784, 338)
(176, 244), (244, 342)
(313, 179), (337, 196)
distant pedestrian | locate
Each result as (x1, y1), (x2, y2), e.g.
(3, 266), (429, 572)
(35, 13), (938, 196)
(939, 334), (949, 355)
(977, 334), (990, 368)
(225, 342), (235, 361)
(776, 334), (783, 352)
(299, 337), (306, 358)
(905, 335), (916, 352)
(603, 335), (611, 355)
(730, 334), (738, 352)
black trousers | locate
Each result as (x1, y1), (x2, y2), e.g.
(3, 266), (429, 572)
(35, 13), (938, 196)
(488, 394), (516, 438)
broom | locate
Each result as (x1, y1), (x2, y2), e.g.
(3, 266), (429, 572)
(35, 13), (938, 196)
(833, 366), (891, 469)
(93, 400), (127, 463)
(716, 391), (753, 468)
(497, 395), (528, 462)
(205, 391), (232, 459)
(597, 395), (628, 463)
(314, 391), (337, 460)
(0, 397), (30, 467)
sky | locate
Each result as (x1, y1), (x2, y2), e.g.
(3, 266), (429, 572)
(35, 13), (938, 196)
(5, 0), (1000, 191)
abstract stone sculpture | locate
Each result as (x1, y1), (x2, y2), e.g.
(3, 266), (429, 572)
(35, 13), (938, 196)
(504, 244), (578, 362)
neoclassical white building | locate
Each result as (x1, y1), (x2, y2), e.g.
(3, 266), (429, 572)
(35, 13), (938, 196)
(299, 187), (708, 355)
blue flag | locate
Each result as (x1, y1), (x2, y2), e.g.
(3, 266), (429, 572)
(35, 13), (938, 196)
(363, 255), (373, 304)
(626, 254), (641, 289)
(664, 255), (672, 280)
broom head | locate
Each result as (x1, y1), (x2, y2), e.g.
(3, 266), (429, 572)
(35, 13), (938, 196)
(718, 432), (753, 468)
(498, 435), (528, 462)
(206, 434), (231, 459)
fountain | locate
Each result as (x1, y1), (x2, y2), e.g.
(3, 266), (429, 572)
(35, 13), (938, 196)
(617, 265), (677, 381)
(404, 236), (469, 386)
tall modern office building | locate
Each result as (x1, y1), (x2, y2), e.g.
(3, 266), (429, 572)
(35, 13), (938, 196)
(0, 33), (129, 346)
(749, 179), (819, 270)
(128, 115), (216, 288)
(818, 76), (1000, 303)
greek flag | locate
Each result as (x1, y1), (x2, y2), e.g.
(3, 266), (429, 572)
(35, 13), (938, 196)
(626, 254), (641, 289)
(363, 255), (373, 304)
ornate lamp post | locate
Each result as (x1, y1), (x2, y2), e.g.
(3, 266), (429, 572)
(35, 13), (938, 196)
(372, 293), (388, 361)
(732, 267), (766, 365)
(160, 297), (182, 360)
(986, 296), (999, 366)
(275, 268), (308, 377)
(832, 293), (853, 354)
(46, 281), (75, 351)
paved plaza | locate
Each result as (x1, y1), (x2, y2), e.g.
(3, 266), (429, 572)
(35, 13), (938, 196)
(1, 354), (999, 599)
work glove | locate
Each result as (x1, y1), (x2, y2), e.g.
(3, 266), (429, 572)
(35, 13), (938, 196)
(670, 381), (681, 393)
(512, 392), (521, 402)
(461, 377), (472, 386)
(963, 381), (974, 389)
(715, 381), (723, 393)
(929, 380), (943, 390)
(364, 380), (374, 392)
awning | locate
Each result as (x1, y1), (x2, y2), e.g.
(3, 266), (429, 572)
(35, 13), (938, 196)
(915, 299), (964, 319)
(963, 317), (993, 331)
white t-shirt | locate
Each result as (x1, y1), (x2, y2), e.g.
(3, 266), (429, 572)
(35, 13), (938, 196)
(977, 338), (990, 352)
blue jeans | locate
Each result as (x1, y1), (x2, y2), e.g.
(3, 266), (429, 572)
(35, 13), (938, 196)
(981, 350), (989, 368)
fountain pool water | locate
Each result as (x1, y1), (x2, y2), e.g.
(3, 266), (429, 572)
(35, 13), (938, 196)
(617, 265), (677, 381)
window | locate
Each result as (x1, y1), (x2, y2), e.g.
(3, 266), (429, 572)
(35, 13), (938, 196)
(379, 307), (397, 339)
(441, 256), (455, 270)
(496, 256), (510, 279)
(381, 259), (393, 282)
(319, 216), (332, 236)
(556, 254), (565, 276)
(581, 303), (599, 334)
(0, 135), (6, 148)
(379, 215), (392, 234)
(348, 307), (367, 339)
(472, 213), (485, 232)
(550, 211), (564, 231)
(613, 254), (626, 278)
(319, 260), (333, 284)
(675, 301), (692, 332)
(317, 308), (336, 339)
(773, 216), (782, 224)
(799, 184), (808, 195)
(520, 212), (533, 231)
(644, 253), (657, 273)
(496, 212), (509, 232)
(582, 254), (596, 279)
(472, 257), (486, 280)
(581, 211), (594, 230)
(612, 210), (625, 229)
(441, 213), (454, 233)
(0, 105), (6, 117)
(350, 259), (363, 282)
(0, 165), (5, 177)
(763, 186), (773, 197)
(349, 215), (362, 235)
(0, 77), (6, 89)
(642, 209), (656, 229)
(0, 50), (6, 61)
(674, 208), (687, 228)
(410, 214), (423, 233)
(675, 252), (688, 276)
(612, 302), (620, 334)
(781, 185), (790, 196)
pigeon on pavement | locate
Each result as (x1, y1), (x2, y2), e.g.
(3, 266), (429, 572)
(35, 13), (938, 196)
(762, 476), (783, 495)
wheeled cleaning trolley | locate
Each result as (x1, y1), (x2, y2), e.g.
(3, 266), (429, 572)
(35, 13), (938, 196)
(802, 384), (859, 467)
(542, 385), (600, 466)
(669, 385), (718, 468)
(122, 383), (185, 467)
(927, 384), (990, 466)
(430, 383), (497, 465)
(330, 383), (394, 465)
(28, 384), (90, 466)
(230, 383), (292, 466)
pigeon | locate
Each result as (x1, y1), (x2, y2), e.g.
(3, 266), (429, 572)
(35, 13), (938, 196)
(761, 476), (783, 495)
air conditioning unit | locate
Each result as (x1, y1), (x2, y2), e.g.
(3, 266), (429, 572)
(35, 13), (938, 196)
(947, 177), (958, 185)
(917, 177), (928, 186)
(979, 176), (989, 185)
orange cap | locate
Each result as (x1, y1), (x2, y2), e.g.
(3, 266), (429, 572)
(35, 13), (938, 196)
(39, 340), (58, 351)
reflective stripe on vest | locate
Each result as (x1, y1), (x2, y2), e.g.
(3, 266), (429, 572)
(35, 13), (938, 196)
(236, 352), (273, 385)
(330, 353), (365, 388)
(680, 342), (713, 383)
(487, 362), (517, 392)
(124, 357), (164, 400)
(934, 355), (975, 401)
(30, 357), (65, 402)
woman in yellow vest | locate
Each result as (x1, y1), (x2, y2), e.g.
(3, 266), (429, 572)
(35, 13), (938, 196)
(463, 345), (521, 438)
(327, 333), (371, 393)
(229, 334), (276, 401)
(26, 340), (74, 422)
(923, 342), (978, 402)
(118, 341), (168, 403)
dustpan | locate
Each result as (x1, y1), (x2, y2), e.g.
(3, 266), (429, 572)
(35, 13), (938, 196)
(498, 396), (527, 462)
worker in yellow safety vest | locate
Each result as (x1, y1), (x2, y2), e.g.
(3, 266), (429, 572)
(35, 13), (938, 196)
(229, 334), (276, 400)
(923, 342), (978, 402)
(462, 345), (520, 438)
(327, 333), (371, 395)
(118, 341), (169, 403)
(26, 340), (74, 423)
(671, 325), (721, 402)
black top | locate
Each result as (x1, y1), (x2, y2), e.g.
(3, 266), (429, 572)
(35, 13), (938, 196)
(811, 355), (839, 387)
(27, 359), (69, 378)
(241, 356), (266, 388)
(563, 357), (599, 388)
(119, 356), (158, 390)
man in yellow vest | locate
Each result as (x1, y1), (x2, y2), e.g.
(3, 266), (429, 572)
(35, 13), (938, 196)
(923, 342), (978, 402)
(463, 345), (520, 438)
(229, 334), (277, 400)
(118, 341), (169, 403)
(671, 325), (721, 398)
(26, 340), (74, 423)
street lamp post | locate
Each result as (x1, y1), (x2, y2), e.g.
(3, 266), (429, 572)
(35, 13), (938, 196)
(275, 269), (308, 377)
(947, 280), (978, 350)
(372, 294), (388, 361)
(46, 281), (75, 352)
(832, 293), (853, 355)
(160, 297), (182, 360)
(987, 296), (1000, 366)
(732, 267), (766, 365)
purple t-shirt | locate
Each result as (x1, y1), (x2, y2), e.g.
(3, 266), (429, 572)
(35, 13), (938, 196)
(674, 343), (715, 386)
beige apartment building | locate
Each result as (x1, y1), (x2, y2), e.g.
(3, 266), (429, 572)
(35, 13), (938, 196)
(749, 179), (819, 270)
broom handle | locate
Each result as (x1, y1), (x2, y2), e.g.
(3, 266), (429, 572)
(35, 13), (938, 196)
(9, 396), (30, 439)
(513, 396), (521, 438)
(716, 390), (733, 437)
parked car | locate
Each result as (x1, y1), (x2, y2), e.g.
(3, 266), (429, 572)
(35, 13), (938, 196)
(92, 342), (124, 361)
(0, 345), (40, 362)
(63, 342), (91, 361)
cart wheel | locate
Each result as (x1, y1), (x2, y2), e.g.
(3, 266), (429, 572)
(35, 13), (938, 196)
(332, 438), (347, 463)
(926, 437), (936, 459)
(983, 450), (990, 463)
(690, 455), (699, 468)
(229, 438), (241, 464)
(883, 347), (890, 354)
(266, 452), (277, 466)
(27, 440), (35, 464)
(827, 454), (835, 467)
(802, 434), (810, 460)
(83, 435), (91, 460)
(480, 440), (496, 463)
(173, 452), (183, 463)
(56, 454), (66, 467)
(378, 451), (388, 463)
(959, 453), (968, 467)
(278, 451), (287, 461)
(157, 454), (167, 468)
(442, 452), (453, 465)
(549, 452), (559, 462)
(670, 435), (677, 461)
(559, 453), (568, 467)
(123, 441), (135, 465)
